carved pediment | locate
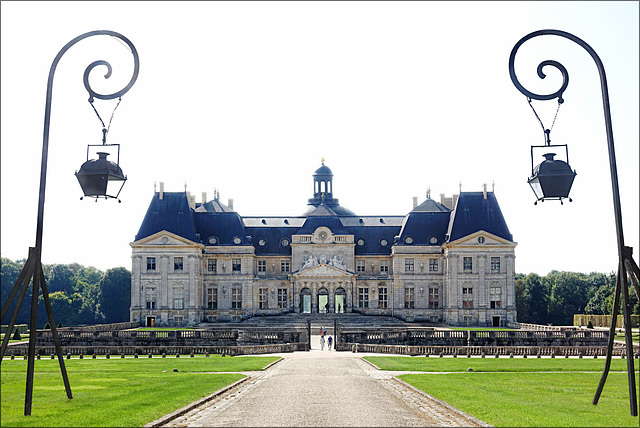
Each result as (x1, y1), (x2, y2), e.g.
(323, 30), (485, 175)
(293, 263), (355, 279)
(447, 230), (517, 247)
(130, 231), (202, 248)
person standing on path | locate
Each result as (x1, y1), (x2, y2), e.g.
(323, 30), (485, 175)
(320, 335), (325, 350)
(327, 335), (333, 351)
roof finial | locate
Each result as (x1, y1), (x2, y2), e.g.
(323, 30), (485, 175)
(321, 156), (325, 165)
(492, 181), (495, 192)
(184, 182), (187, 191)
(426, 187), (431, 199)
(154, 181), (157, 192)
(459, 181), (462, 191)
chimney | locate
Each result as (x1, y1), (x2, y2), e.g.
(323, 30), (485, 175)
(159, 182), (164, 200)
(228, 198), (234, 210)
(412, 196), (418, 209)
(188, 193), (196, 210)
(483, 183), (487, 199)
(440, 193), (454, 210)
(201, 192), (207, 204)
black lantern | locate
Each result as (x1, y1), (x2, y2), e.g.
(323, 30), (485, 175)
(528, 144), (576, 204)
(75, 143), (127, 201)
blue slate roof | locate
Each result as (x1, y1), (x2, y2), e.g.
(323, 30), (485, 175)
(133, 166), (513, 256)
(446, 192), (513, 242)
(135, 192), (198, 242)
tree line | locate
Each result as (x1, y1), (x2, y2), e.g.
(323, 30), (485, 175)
(515, 270), (638, 326)
(1, 257), (131, 328)
(2, 257), (637, 328)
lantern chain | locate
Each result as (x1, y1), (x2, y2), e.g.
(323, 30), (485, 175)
(527, 97), (563, 146)
(89, 96), (122, 144)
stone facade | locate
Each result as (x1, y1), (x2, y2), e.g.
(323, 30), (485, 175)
(130, 163), (517, 327)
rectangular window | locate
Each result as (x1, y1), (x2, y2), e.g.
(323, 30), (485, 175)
(378, 287), (388, 309)
(208, 259), (217, 273)
(258, 260), (266, 273)
(174, 257), (184, 271)
(463, 257), (472, 272)
(278, 288), (288, 309)
(173, 316), (183, 326)
(491, 257), (500, 272)
(380, 260), (389, 274)
(404, 287), (415, 309)
(173, 288), (184, 309)
(147, 257), (156, 272)
(405, 258), (415, 272)
(358, 287), (369, 308)
(356, 260), (366, 272)
(428, 287), (439, 309)
(231, 287), (242, 309)
(259, 288), (268, 309)
(464, 315), (473, 326)
(145, 287), (157, 310)
(207, 287), (217, 309)
(232, 258), (241, 273)
(281, 260), (290, 273)
(490, 286), (502, 308)
(429, 258), (438, 272)
(463, 287), (474, 308)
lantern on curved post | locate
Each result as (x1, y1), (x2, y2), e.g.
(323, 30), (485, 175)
(509, 29), (640, 417)
(0, 30), (139, 416)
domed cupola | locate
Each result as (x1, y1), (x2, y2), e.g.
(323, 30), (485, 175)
(313, 158), (334, 199)
(303, 159), (356, 216)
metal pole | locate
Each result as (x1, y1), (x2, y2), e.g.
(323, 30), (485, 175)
(509, 29), (638, 416)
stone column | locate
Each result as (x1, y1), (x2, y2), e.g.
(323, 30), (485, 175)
(506, 254), (516, 308)
(478, 255), (486, 308)
(161, 255), (169, 309)
(131, 255), (142, 313)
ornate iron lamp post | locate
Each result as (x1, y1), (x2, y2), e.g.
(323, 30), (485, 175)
(509, 29), (640, 416)
(0, 30), (139, 415)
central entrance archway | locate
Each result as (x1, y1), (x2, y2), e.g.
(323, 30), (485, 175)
(334, 287), (346, 313)
(318, 287), (329, 313)
(300, 287), (311, 313)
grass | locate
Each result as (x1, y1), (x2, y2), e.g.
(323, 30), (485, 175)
(364, 356), (639, 427)
(0, 333), (29, 343)
(1, 355), (280, 427)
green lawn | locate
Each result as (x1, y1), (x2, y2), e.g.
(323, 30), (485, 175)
(364, 356), (639, 427)
(1, 355), (280, 427)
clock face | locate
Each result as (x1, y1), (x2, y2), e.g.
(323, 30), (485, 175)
(319, 231), (328, 240)
(233, 237), (242, 245)
(429, 236), (438, 244)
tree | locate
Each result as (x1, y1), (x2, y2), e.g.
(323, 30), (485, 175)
(517, 273), (549, 324)
(45, 264), (77, 294)
(38, 291), (82, 328)
(547, 271), (591, 325)
(99, 267), (131, 323)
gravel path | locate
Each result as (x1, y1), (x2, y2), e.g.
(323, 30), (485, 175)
(160, 337), (490, 427)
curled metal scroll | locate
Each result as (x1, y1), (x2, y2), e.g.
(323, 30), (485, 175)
(508, 30), (573, 102)
(49, 30), (139, 103)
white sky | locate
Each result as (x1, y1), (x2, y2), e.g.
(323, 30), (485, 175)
(1, 1), (638, 276)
